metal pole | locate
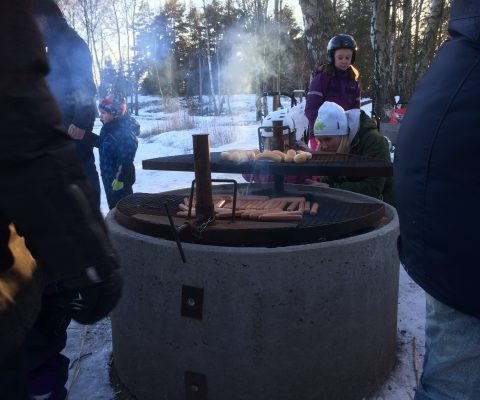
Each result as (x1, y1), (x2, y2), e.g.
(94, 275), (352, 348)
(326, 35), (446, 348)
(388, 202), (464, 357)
(192, 134), (214, 220)
(271, 120), (285, 151)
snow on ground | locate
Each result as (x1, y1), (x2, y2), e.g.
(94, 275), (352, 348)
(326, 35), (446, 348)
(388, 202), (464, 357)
(64, 94), (426, 399)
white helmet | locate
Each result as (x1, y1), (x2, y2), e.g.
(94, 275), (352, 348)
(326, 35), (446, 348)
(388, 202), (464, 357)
(260, 108), (296, 137)
(259, 108), (296, 151)
(287, 102), (309, 141)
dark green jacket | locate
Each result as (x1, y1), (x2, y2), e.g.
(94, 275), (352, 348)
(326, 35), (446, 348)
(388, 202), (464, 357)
(327, 111), (394, 206)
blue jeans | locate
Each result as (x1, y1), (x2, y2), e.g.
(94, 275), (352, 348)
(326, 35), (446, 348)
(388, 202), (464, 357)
(415, 293), (480, 400)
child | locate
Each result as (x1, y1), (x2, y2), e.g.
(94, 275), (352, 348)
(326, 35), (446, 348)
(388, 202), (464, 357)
(309, 101), (394, 205)
(243, 109), (311, 184)
(97, 94), (139, 209)
(304, 34), (360, 151)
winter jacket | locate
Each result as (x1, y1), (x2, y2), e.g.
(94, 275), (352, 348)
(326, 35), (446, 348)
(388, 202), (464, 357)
(0, 0), (121, 363)
(43, 20), (97, 163)
(326, 111), (394, 205)
(305, 67), (360, 139)
(394, 0), (480, 318)
(99, 115), (139, 191)
(0, 1), (65, 166)
(0, 5), (63, 361)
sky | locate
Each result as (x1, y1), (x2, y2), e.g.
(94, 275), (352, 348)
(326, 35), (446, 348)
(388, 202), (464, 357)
(62, 93), (426, 400)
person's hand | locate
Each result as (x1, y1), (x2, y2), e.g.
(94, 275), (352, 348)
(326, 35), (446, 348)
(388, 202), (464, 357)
(63, 270), (123, 325)
(67, 124), (85, 140)
(111, 179), (124, 191)
(309, 138), (318, 151)
(304, 178), (329, 188)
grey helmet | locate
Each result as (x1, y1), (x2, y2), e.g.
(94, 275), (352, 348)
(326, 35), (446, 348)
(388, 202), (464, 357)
(327, 34), (357, 65)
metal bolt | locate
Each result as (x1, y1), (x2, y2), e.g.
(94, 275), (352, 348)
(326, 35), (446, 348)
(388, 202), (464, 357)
(187, 297), (196, 307)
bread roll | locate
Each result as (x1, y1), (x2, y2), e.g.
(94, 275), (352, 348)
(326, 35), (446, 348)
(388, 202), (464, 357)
(294, 152), (308, 163)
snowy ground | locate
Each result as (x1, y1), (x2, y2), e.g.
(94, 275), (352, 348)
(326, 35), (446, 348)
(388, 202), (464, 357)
(63, 94), (426, 399)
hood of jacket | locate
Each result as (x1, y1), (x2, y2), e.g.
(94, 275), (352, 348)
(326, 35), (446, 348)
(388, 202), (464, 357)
(349, 110), (378, 148)
(449, 0), (480, 42)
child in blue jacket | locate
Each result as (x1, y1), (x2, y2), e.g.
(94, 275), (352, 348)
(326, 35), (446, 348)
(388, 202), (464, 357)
(97, 95), (139, 209)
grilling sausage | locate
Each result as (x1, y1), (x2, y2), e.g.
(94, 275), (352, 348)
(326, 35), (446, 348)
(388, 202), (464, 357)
(258, 212), (303, 221)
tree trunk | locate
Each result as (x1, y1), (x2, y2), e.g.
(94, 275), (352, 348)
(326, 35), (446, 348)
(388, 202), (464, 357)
(199, 54), (203, 111)
(203, 0), (218, 115)
(111, 0), (124, 72)
(370, 0), (391, 121)
(414, 0), (446, 86)
(398, 0), (413, 102)
(298, 0), (335, 74)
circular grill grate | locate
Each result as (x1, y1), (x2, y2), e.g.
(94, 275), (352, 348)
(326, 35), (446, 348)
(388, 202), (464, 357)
(115, 189), (386, 247)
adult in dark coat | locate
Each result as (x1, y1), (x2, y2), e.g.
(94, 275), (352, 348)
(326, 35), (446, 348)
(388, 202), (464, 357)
(395, 1), (480, 398)
(0, 1), (122, 399)
(33, 0), (101, 205)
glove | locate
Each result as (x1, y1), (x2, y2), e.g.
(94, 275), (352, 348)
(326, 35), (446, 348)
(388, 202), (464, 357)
(67, 124), (85, 140)
(309, 138), (318, 151)
(39, 270), (122, 326)
(111, 179), (124, 191)
(63, 270), (123, 325)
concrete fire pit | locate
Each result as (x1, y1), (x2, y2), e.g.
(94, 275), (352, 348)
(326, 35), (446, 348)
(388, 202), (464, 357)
(107, 185), (400, 400)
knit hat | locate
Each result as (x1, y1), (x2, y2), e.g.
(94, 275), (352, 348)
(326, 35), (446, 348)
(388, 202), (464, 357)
(98, 94), (126, 117)
(313, 102), (348, 137)
(345, 109), (361, 144)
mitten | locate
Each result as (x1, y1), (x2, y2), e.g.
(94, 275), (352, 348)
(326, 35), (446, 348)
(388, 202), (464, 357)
(111, 179), (124, 191)
(309, 138), (318, 151)
(63, 270), (123, 325)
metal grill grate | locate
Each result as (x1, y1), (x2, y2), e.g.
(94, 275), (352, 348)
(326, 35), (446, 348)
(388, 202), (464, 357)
(115, 191), (386, 247)
(142, 152), (393, 178)
(117, 193), (186, 216)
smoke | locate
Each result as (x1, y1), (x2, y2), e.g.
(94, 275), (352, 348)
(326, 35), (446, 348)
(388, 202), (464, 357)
(219, 24), (295, 94)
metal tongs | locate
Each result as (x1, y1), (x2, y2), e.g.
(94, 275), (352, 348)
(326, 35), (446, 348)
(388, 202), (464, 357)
(165, 178), (238, 263)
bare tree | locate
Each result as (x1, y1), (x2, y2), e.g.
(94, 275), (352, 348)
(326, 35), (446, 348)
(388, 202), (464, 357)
(299, 0), (335, 73)
(77, 0), (108, 86)
(370, 0), (449, 119)
(370, 0), (393, 119)
(111, 0), (124, 71)
(398, 0), (413, 102)
(202, 0), (218, 114)
(413, 0), (446, 86)
(58, 0), (79, 29)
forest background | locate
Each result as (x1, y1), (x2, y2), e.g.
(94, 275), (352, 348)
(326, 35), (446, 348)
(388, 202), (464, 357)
(56, 0), (452, 121)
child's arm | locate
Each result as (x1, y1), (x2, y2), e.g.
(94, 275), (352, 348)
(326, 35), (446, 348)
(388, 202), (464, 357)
(111, 129), (138, 189)
(305, 73), (326, 127)
(305, 72), (329, 144)
(353, 80), (361, 109)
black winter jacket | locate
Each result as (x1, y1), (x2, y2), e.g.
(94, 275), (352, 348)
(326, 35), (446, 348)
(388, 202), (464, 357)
(0, 2), (66, 166)
(395, 0), (480, 318)
(0, 0), (120, 361)
(43, 20), (97, 163)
